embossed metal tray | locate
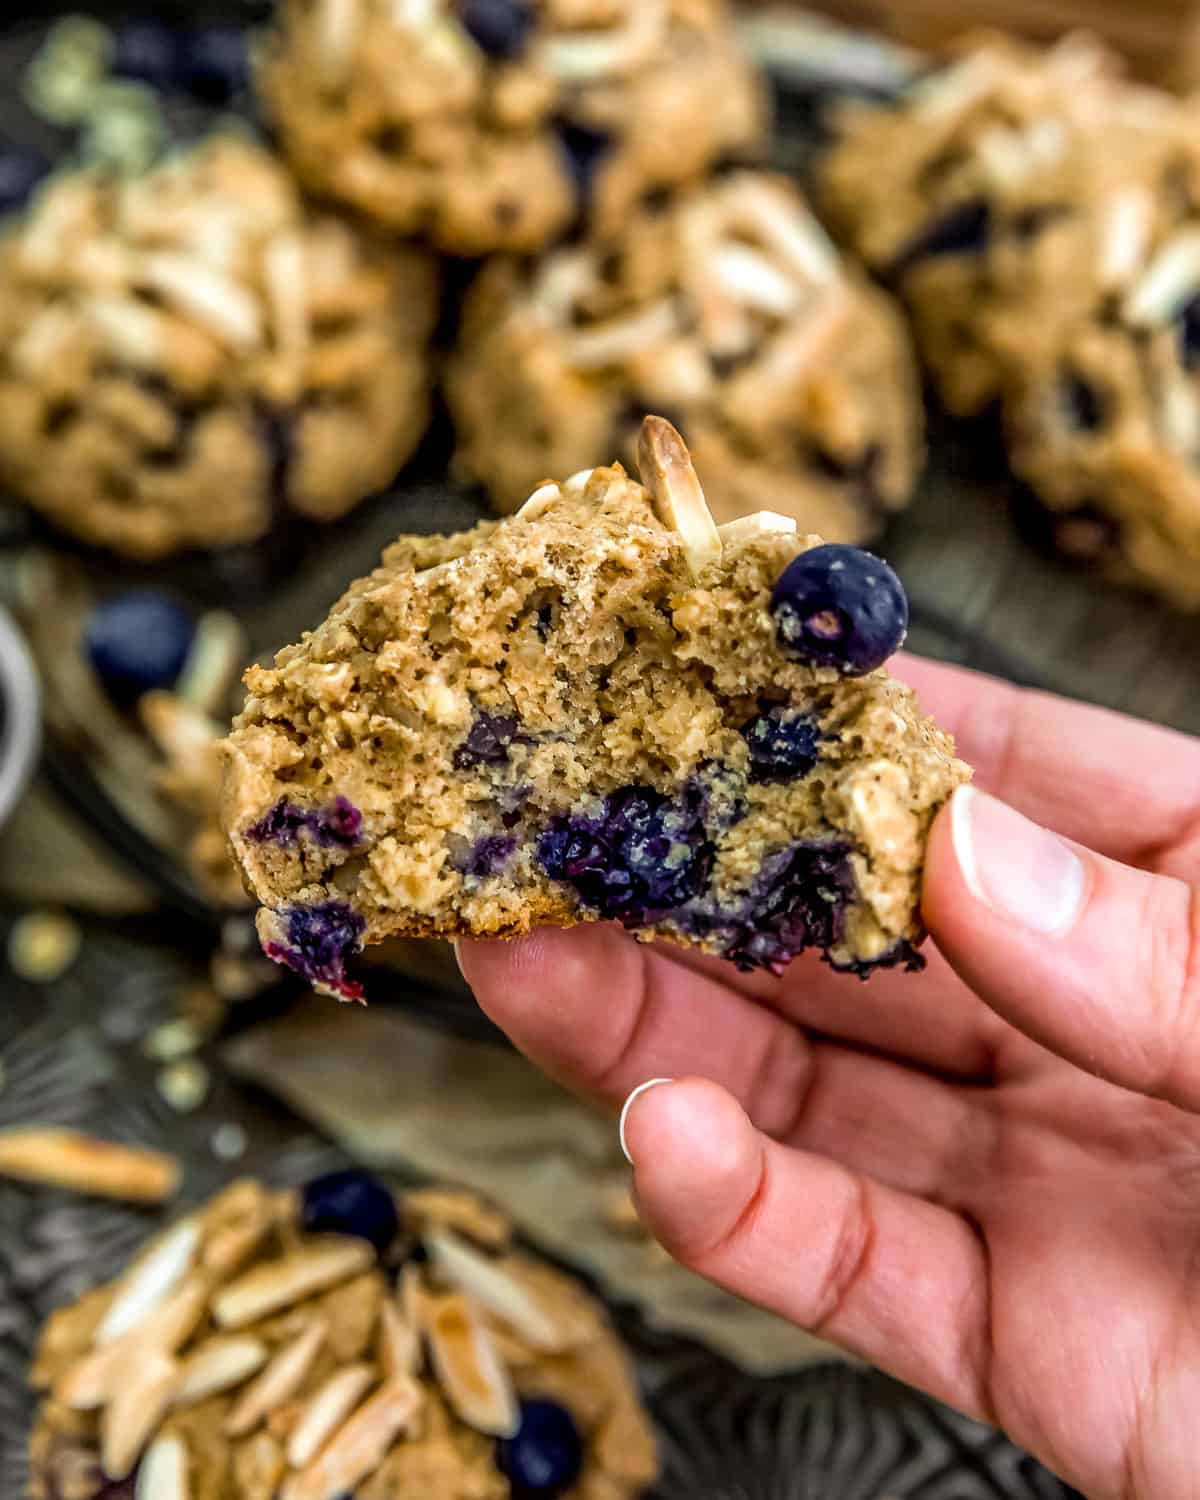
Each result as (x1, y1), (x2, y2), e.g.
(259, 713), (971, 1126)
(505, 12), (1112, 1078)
(0, 912), (1079, 1499)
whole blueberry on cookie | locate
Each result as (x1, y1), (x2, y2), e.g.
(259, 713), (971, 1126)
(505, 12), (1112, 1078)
(85, 590), (194, 704)
(301, 1166), (400, 1254)
(497, 1398), (585, 1498)
(770, 544), (907, 675)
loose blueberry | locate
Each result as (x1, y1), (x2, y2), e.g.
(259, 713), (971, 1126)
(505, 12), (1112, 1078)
(539, 784), (713, 923)
(1179, 293), (1200, 371)
(301, 1167), (399, 1255)
(1059, 373), (1103, 432)
(770, 544), (907, 675)
(262, 901), (366, 1001)
(111, 19), (181, 88)
(179, 26), (250, 103)
(246, 796), (364, 851)
(742, 707), (822, 782)
(84, 590), (194, 704)
(454, 711), (520, 770)
(555, 120), (613, 207)
(891, 198), (991, 274)
(0, 146), (50, 216)
(496, 1399), (584, 1499)
(456, 0), (535, 59)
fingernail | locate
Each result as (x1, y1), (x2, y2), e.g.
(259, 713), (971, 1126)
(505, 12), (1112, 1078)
(619, 1078), (673, 1164)
(451, 939), (466, 981)
(951, 785), (1085, 937)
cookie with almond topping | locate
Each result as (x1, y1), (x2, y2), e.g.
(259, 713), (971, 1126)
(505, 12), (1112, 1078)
(447, 171), (924, 542)
(28, 1172), (658, 1500)
(219, 418), (968, 999)
(257, 0), (767, 254)
(0, 136), (437, 560)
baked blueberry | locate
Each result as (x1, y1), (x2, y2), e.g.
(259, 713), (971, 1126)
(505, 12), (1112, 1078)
(454, 711), (519, 769)
(496, 1398), (584, 1499)
(770, 544), (907, 675)
(555, 120), (613, 207)
(891, 197), (991, 274)
(180, 26), (250, 103)
(246, 795), (364, 851)
(261, 901), (366, 1001)
(0, 146), (50, 216)
(1179, 294), (1200, 371)
(84, 590), (194, 704)
(742, 707), (822, 782)
(539, 784), (713, 922)
(456, 0), (535, 60)
(300, 1167), (400, 1255)
(111, 19), (180, 88)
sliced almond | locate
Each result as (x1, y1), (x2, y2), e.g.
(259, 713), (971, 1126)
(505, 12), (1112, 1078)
(286, 1363), (375, 1470)
(707, 243), (802, 317)
(316, 0), (363, 88)
(0, 1129), (179, 1203)
(203, 1207), (276, 1281)
(637, 416), (722, 581)
(716, 511), (799, 543)
(1124, 227), (1200, 327)
(96, 1219), (200, 1346)
(136, 1434), (190, 1500)
(139, 252), (263, 350)
(560, 300), (678, 370)
(562, 468), (594, 494)
(376, 1300), (420, 1379)
(225, 1321), (327, 1438)
(282, 1378), (423, 1500)
(424, 1291), (518, 1438)
(515, 482), (561, 520)
(403, 1189), (511, 1251)
(100, 1351), (180, 1479)
(264, 231), (310, 362)
(536, 0), (665, 80)
(175, 1336), (268, 1406)
(427, 1232), (566, 1352)
(1099, 186), (1154, 291)
(57, 1275), (208, 1410)
(212, 1240), (375, 1329)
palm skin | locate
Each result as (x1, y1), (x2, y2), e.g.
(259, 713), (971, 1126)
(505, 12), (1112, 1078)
(459, 658), (1200, 1500)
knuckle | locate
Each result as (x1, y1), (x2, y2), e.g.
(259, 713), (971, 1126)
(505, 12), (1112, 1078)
(811, 1174), (876, 1335)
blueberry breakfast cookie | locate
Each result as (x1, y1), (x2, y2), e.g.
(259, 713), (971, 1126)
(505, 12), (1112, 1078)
(258, 0), (767, 254)
(990, 110), (1200, 608)
(818, 32), (1161, 418)
(0, 136), (437, 560)
(29, 1171), (658, 1499)
(447, 171), (924, 541)
(221, 418), (968, 1000)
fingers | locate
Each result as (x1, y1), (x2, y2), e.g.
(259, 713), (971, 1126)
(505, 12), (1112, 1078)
(622, 1077), (993, 1419)
(459, 926), (989, 1201)
(924, 784), (1200, 1113)
(893, 656), (1200, 872)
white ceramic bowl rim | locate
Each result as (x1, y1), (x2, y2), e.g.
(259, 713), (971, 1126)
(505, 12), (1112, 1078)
(0, 605), (40, 829)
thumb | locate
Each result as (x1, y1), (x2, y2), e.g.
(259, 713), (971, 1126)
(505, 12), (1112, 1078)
(924, 784), (1200, 1110)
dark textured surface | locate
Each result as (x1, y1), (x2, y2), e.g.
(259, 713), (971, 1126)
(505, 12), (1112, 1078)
(0, 913), (1080, 1500)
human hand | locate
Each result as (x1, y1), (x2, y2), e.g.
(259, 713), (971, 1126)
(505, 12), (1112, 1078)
(458, 657), (1200, 1500)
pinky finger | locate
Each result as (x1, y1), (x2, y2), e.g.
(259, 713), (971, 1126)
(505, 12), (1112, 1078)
(622, 1077), (993, 1421)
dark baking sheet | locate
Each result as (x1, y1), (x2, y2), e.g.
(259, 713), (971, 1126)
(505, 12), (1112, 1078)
(0, 911), (1080, 1500)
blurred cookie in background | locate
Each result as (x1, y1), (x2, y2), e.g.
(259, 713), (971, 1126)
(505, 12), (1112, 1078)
(0, 136), (438, 560)
(258, 0), (768, 254)
(447, 171), (923, 541)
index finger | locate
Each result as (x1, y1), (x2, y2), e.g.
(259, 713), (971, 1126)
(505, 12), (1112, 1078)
(893, 655), (1200, 870)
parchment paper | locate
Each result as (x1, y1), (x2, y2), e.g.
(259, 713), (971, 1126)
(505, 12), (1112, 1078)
(224, 994), (842, 1375)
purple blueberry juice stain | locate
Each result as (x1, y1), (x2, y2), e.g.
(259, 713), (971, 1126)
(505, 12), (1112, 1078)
(246, 795), (364, 851)
(454, 712), (520, 770)
(262, 902), (366, 1001)
(456, 834), (517, 878)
